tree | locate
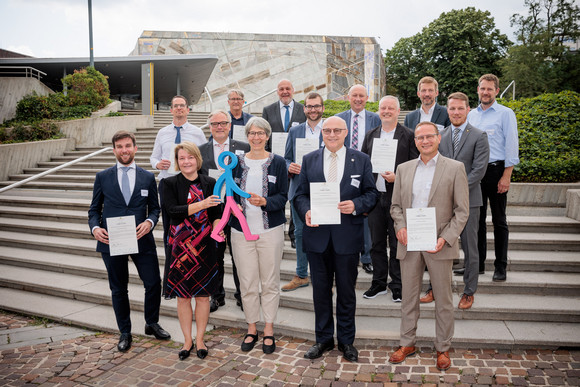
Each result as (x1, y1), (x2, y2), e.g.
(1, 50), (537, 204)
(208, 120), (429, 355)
(500, 0), (580, 97)
(385, 7), (511, 109)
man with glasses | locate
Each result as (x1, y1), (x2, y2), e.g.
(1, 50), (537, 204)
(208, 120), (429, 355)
(294, 116), (378, 362)
(199, 110), (250, 313)
(388, 122), (469, 371)
(282, 92), (325, 292)
(226, 89), (254, 140)
(336, 84), (381, 275)
(150, 95), (206, 292)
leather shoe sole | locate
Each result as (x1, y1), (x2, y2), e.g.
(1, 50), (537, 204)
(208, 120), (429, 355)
(338, 343), (358, 362)
(389, 346), (416, 364)
(453, 268), (465, 275)
(304, 341), (334, 359)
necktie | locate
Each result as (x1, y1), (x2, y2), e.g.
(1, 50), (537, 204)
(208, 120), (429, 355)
(284, 105), (290, 132)
(121, 166), (131, 205)
(352, 114), (359, 150)
(328, 152), (338, 182)
(453, 127), (461, 155)
(215, 143), (226, 170)
(174, 126), (182, 144)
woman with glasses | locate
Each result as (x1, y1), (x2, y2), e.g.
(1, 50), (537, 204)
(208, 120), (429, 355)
(229, 117), (288, 354)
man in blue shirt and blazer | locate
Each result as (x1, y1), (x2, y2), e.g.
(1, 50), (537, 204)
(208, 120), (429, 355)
(89, 131), (170, 352)
(404, 76), (451, 132)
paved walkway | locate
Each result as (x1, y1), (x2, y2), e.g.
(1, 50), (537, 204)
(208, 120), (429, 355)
(0, 310), (578, 386)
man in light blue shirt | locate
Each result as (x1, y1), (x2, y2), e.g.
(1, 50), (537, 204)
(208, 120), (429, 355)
(467, 74), (519, 282)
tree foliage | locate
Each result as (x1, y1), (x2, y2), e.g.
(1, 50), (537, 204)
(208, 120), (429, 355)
(500, 0), (580, 97)
(385, 7), (511, 109)
(62, 66), (110, 109)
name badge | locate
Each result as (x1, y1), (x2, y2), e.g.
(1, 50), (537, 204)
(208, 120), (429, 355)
(141, 189), (148, 197)
(268, 175), (277, 184)
(291, 122), (299, 127)
(351, 179), (360, 188)
(235, 149), (245, 155)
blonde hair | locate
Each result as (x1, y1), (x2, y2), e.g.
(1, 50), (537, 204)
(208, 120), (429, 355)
(174, 141), (203, 172)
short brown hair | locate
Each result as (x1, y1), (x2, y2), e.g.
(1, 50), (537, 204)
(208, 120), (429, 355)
(171, 95), (189, 107)
(112, 131), (136, 146)
(447, 92), (470, 106)
(305, 92), (323, 105)
(478, 74), (499, 90)
(173, 141), (203, 172)
(415, 121), (439, 134)
(418, 76), (438, 92)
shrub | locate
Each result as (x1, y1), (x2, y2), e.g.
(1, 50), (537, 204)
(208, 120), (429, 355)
(0, 121), (61, 143)
(499, 91), (580, 183)
(62, 66), (110, 109)
(299, 100), (380, 118)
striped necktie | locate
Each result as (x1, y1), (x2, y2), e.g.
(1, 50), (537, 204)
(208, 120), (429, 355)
(328, 152), (338, 182)
(453, 127), (461, 155)
(352, 114), (359, 149)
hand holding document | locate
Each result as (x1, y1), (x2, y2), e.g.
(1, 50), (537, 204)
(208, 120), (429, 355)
(107, 215), (139, 256)
(167, 144), (179, 175)
(295, 138), (319, 165)
(310, 182), (341, 225)
(371, 138), (398, 173)
(406, 207), (437, 251)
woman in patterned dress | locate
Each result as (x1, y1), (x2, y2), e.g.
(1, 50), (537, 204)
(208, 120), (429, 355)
(162, 142), (223, 360)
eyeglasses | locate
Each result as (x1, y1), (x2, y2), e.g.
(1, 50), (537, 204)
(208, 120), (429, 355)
(322, 128), (346, 135)
(305, 104), (323, 110)
(172, 104), (187, 108)
(248, 131), (267, 137)
(228, 97), (243, 101)
(210, 121), (230, 128)
(414, 134), (438, 142)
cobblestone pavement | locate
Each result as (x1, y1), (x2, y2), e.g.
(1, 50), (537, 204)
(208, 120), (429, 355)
(1, 311), (579, 386)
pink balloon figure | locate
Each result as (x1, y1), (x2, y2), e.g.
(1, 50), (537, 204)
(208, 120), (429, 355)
(210, 151), (259, 242)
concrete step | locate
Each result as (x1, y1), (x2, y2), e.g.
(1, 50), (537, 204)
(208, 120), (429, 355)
(0, 268), (578, 349)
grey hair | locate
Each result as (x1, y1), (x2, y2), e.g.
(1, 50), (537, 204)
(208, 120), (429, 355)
(228, 89), (245, 99)
(245, 117), (272, 138)
(379, 95), (400, 109)
(207, 109), (231, 125)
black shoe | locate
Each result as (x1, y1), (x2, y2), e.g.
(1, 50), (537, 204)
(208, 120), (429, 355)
(241, 333), (258, 352)
(144, 323), (171, 340)
(338, 343), (358, 362)
(453, 268), (465, 275)
(236, 298), (244, 311)
(391, 288), (402, 303)
(291, 239), (296, 249)
(210, 298), (225, 313)
(492, 271), (507, 282)
(117, 333), (132, 352)
(179, 344), (193, 360)
(262, 336), (276, 354)
(362, 263), (373, 274)
(363, 285), (388, 299)
(304, 341), (334, 359)
(196, 345), (208, 359)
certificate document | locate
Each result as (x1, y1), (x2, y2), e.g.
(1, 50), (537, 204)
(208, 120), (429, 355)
(107, 215), (139, 256)
(371, 138), (398, 173)
(167, 144), (180, 175)
(406, 207), (437, 251)
(295, 138), (319, 165)
(208, 169), (226, 202)
(232, 125), (246, 142)
(310, 182), (341, 225)
(271, 132), (289, 156)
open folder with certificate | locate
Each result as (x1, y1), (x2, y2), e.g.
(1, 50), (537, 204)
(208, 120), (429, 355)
(107, 215), (139, 256)
(406, 207), (437, 251)
(310, 182), (341, 225)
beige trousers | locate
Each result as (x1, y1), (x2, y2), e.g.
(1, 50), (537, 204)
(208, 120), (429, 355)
(231, 226), (284, 324)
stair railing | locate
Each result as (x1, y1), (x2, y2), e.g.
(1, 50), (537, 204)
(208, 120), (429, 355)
(0, 147), (113, 194)
(243, 89), (277, 111)
(500, 80), (515, 100)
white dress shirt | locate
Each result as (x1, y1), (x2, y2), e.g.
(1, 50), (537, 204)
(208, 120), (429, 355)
(412, 153), (439, 208)
(279, 100), (295, 129)
(420, 104), (435, 123)
(212, 139), (230, 169)
(323, 145), (346, 183)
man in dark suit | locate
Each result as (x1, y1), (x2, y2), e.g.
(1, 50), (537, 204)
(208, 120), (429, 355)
(89, 131), (170, 353)
(404, 76), (451, 131)
(421, 92), (489, 310)
(388, 122), (469, 371)
(227, 89), (254, 139)
(198, 109), (250, 313)
(294, 116), (379, 362)
(335, 84), (382, 274)
(360, 96), (419, 303)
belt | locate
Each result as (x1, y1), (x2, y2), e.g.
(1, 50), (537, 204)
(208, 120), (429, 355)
(488, 161), (505, 167)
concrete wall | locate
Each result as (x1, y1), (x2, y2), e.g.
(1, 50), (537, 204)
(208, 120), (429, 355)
(0, 77), (53, 124)
(56, 114), (153, 148)
(0, 138), (75, 181)
(508, 182), (580, 207)
(566, 190), (580, 221)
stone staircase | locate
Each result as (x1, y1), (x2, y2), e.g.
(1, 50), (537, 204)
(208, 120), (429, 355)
(0, 114), (579, 350)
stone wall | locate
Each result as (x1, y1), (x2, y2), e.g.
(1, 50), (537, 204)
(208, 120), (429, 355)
(130, 31), (385, 113)
(0, 77), (53, 124)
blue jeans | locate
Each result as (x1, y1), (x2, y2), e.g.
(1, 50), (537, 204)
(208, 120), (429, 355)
(360, 217), (372, 264)
(291, 202), (308, 278)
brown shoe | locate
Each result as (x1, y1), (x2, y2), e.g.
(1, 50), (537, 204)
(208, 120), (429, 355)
(458, 293), (474, 309)
(281, 275), (309, 292)
(437, 351), (451, 371)
(388, 346), (416, 364)
(420, 290), (434, 303)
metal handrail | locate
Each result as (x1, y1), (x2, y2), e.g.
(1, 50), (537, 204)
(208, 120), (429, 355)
(204, 86), (213, 112)
(0, 147), (113, 194)
(500, 80), (515, 100)
(243, 89), (277, 110)
(0, 66), (47, 80)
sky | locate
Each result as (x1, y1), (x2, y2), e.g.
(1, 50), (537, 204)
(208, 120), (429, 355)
(0, 0), (527, 59)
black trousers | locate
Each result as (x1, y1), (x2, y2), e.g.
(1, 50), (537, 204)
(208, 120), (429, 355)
(102, 249), (161, 334)
(368, 192), (401, 290)
(212, 226), (242, 303)
(478, 162), (509, 273)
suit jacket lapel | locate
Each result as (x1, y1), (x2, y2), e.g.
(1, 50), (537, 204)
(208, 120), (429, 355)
(455, 125), (471, 156)
(110, 166), (126, 204)
(428, 157), (446, 204)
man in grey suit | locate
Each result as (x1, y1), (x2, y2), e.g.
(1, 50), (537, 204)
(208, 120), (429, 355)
(404, 77), (451, 131)
(198, 109), (250, 313)
(420, 93), (489, 310)
(335, 84), (381, 274)
(388, 121), (469, 371)
(262, 79), (307, 134)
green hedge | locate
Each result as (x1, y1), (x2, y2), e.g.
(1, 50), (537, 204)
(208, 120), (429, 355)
(500, 91), (580, 183)
(299, 100), (379, 118)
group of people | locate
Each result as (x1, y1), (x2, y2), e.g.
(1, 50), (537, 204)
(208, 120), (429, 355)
(88, 73), (519, 371)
